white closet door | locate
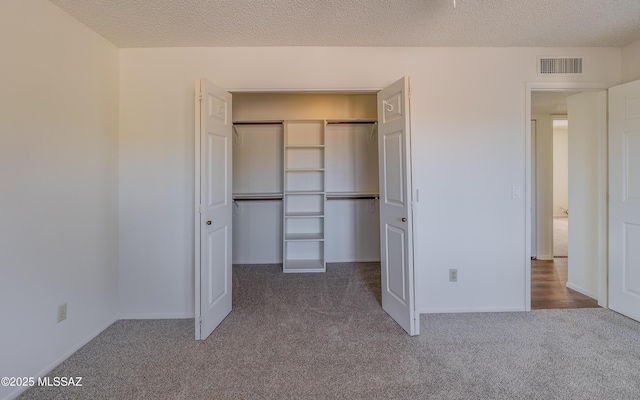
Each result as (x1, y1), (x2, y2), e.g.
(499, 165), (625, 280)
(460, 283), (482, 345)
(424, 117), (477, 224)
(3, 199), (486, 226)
(378, 77), (418, 336)
(196, 79), (233, 340)
(609, 79), (640, 322)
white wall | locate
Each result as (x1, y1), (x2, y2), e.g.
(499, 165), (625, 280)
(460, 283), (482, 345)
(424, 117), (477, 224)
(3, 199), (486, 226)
(553, 125), (569, 217)
(566, 92), (607, 299)
(532, 114), (554, 260)
(622, 39), (640, 83)
(233, 93), (376, 121)
(118, 46), (620, 317)
(0, 1), (119, 398)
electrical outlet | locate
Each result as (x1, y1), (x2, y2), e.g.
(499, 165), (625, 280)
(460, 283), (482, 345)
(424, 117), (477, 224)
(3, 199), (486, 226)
(57, 302), (67, 323)
(449, 269), (458, 282)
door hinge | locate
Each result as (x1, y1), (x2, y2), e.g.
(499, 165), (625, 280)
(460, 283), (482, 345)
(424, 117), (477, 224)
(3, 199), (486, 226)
(198, 204), (204, 214)
(198, 92), (204, 102)
(199, 316), (202, 325)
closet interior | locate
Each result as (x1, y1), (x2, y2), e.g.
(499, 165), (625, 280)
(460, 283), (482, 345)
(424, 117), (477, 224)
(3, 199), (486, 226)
(231, 93), (380, 272)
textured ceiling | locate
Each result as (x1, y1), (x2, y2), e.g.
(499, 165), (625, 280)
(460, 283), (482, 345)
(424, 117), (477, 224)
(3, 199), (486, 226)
(49, 0), (640, 48)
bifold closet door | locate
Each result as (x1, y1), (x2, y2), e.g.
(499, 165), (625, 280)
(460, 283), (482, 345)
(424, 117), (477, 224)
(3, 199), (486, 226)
(196, 79), (232, 340)
(609, 79), (640, 322)
(378, 77), (418, 336)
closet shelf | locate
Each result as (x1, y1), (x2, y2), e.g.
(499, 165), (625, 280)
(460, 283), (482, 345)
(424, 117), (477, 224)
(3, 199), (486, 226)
(326, 192), (379, 200)
(285, 168), (325, 172)
(284, 233), (325, 241)
(325, 192), (379, 199)
(285, 212), (325, 218)
(233, 193), (283, 200)
(325, 120), (377, 125)
(285, 190), (325, 195)
(233, 121), (284, 125)
(285, 145), (325, 149)
(283, 259), (326, 273)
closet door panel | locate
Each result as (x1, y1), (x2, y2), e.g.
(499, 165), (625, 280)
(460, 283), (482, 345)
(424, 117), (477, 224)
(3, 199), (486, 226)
(232, 201), (282, 264)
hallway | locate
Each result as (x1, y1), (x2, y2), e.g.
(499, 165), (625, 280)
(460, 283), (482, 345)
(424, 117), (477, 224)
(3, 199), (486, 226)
(531, 258), (600, 310)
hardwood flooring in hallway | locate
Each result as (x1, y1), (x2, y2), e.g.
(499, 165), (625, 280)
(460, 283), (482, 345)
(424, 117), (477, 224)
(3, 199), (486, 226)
(531, 258), (600, 310)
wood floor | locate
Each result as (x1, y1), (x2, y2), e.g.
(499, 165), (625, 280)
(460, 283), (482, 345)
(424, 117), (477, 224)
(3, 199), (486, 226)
(531, 258), (600, 310)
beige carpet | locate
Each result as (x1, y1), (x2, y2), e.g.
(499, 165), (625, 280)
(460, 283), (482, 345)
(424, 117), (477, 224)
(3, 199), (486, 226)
(18, 263), (640, 400)
(554, 217), (568, 257)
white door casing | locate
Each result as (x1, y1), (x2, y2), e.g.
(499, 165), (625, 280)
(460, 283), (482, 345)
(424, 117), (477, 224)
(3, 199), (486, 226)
(531, 120), (537, 259)
(609, 79), (640, 322)
(377, 77), (418, 336)
(195, 79), (233, 340)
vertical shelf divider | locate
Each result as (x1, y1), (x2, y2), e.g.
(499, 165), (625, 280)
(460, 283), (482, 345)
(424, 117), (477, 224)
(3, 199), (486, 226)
(283, 120), (327, 273)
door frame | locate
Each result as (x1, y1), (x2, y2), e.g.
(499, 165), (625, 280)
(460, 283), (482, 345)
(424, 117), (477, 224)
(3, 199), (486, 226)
(530, 119), (537, 259)
(195, 84), (418, 335)
(525, 82), (610, 310)
(194, 82), (202, 339)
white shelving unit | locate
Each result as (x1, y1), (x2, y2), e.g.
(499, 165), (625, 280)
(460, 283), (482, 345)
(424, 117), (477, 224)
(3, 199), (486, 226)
(283, 120), (326, 273)
(231, 116), (380, 268)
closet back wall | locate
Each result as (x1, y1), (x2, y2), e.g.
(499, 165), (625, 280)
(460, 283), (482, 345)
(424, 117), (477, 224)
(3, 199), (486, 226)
(233, 93), (376, 121)
(232, 93), (379, 264)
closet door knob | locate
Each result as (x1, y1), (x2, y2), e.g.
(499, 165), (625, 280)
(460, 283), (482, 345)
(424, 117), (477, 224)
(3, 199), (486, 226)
(401, 217), (407, 222)
(206, 221), (212, 225)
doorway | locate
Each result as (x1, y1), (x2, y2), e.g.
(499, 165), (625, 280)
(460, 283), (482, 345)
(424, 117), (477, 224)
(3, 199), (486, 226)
(229, 93), (380, 271)
(527, 84), (608, 310)
(195, 78), (418, 339)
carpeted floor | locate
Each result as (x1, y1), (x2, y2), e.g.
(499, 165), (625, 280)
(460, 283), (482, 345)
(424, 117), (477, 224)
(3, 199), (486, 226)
(19, 263), (640, 400)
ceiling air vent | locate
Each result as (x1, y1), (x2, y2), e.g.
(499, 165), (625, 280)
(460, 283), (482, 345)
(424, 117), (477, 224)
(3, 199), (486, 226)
(538, 57), (583, 75)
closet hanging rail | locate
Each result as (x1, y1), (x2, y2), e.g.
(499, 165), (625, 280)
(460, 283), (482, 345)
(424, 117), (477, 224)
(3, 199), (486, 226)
(233, 193), (283, 201)
(326, 193), (379, 201)
(233, 121), (284, 125)
(325, 120), (377, 125)
(233, 197), (283, 202)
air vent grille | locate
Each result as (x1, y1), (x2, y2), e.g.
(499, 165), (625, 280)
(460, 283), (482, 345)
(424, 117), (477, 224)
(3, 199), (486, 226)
(538, 57), (583, 75)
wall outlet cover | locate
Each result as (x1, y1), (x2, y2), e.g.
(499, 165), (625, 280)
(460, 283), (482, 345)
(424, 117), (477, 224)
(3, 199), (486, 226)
(449, 269), (458, 282)
(57, 302), (67, 323)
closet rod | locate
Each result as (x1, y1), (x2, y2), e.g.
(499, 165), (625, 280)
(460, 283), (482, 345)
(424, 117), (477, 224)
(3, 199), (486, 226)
(326, 196), (379, 201)
(326, 120), (377, 125)
(233, 121), (284, 125)
(233, 197), (283, 202)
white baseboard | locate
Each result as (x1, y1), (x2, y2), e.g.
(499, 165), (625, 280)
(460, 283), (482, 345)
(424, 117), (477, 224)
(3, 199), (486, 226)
(536, 255), (555, 261)
(326, 258), (381, 263)
(417, 306), (526, 314)
(119, 312), (194, 319)
(566, 282), (598, 299)
(3, 316), (118, 400)
(232, 260), (282, 265)
(231, 259), (381, 265)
